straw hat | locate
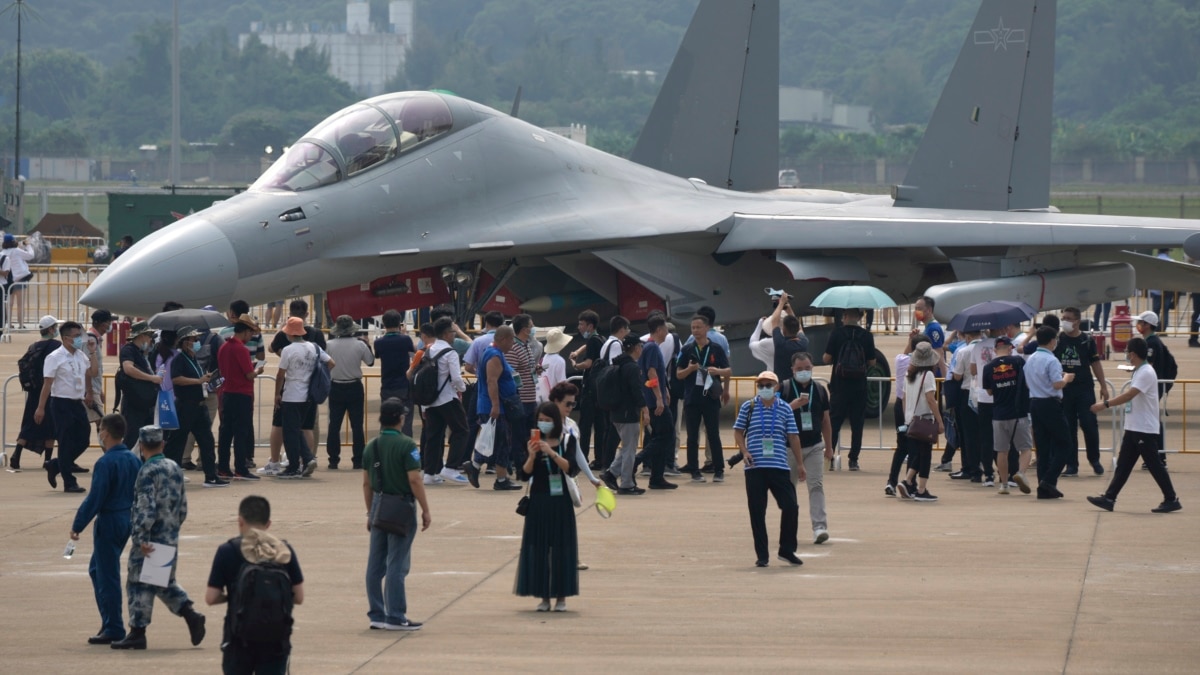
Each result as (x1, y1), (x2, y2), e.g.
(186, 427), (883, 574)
(544, 327), (571, 354)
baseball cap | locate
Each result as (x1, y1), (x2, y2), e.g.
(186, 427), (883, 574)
(1136, 310), (1159, 327)
(994, 335), (1014, 347)
(139, 425), (164, 445)
(622, 334), (643, 351)
(38, 315), (59, 331)
(283, 316), (306, 336)
(755, 370), (780, 384)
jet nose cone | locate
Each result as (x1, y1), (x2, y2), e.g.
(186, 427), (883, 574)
(81, 219), (239, 316)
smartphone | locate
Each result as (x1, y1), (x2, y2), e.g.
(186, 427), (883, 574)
(531, 429), (541, 442)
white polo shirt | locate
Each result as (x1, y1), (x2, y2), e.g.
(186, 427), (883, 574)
(43, 346), (90, 400)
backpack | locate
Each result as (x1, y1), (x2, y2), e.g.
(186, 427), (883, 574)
(411, 347), (453, 407)
(307, 344), (332, 404)
(666, 333), (685, 399)
(834, 329), (868, 379)
(591, 338), (623, 410)
(227, 542), (295, 646)
(1160, 342), (1178, 381)
(18, 340), (56, 393)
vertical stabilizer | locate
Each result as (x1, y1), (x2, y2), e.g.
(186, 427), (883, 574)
(894, 0), (1055, 211)
(630, 0), (778, 192)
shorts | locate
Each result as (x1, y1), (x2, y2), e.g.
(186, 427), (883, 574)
(267, 300), (283, 308)
(273, 401), (315, 430)
(992, 417), (1033, 453)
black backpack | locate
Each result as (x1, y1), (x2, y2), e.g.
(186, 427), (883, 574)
(594, 360), (625, 411)
(835, 329), (868, 379)
(411, 347), (453, 407)
(18, 340), (56, 393)
(228, 544), (295, 646)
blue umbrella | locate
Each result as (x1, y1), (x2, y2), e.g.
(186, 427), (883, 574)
(946, 301), (1036, 332)
(809, 285), (897, 310)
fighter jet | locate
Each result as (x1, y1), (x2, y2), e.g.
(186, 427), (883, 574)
(82, 0), (1200, 332)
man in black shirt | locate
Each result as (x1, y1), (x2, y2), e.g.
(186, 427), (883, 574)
(117, 322), (162, 449)
(676, 314), (732, 483)
(983, 336), (1033, 494)
(569, 310), (605, 463)
(1055, 307), (1109, 477)
(770, 291), (809, 385)
(822, 308), (876, 471)
(780, 352), (833, 544)
(206, 496), (304, 675)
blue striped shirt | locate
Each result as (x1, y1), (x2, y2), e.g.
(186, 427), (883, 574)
(1024, 347), (1064, 399)
(733, 397), (798, 471)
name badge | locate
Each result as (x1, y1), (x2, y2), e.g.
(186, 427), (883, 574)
(800, 411), (814, 431)
(548, 474), (564, 496)
(1124, 401), (1133, 414)
(762, 437), (775, 457)
(513, 374), (523, 389)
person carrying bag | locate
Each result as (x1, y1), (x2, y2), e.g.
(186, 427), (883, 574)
(896, 343), (944, 502)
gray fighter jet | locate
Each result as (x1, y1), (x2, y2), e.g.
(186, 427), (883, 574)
(81, 0), (1200, 328)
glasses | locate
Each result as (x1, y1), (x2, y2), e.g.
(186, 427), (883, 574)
(564, 401), (577, 409)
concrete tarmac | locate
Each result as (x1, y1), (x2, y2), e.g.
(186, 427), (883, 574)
(1, 331), (1197, 674)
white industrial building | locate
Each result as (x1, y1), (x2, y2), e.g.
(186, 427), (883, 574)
(779, 86), (875, 134)
(239, 0), (413, 97)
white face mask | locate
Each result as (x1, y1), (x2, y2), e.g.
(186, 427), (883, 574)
(757, 386), (776, 401)
(1062, 320), (1076, 333)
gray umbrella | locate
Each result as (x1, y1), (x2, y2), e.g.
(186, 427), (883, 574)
(147, 308), (230, 332)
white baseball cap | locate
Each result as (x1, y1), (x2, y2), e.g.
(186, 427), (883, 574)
(1136, 310), (1159, 327)
(38, 315), (59, 331)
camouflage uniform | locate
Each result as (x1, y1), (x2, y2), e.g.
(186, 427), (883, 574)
(126, 454), (193, 628)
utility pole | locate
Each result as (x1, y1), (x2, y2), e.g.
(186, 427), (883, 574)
(170, 0), (181, 186)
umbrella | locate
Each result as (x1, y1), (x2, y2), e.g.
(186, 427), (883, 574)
(946, 300), (1036, 332)
(147, 308), (230, 332)
(809, 285), (898, 310)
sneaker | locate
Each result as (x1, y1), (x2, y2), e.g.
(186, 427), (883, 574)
(934, 462), (953, 472)
(1151, 499), (1182, 513)
(215, 470), (233, 479)
(1061, 467), (1079, 477)
(485, 467), (496, 475)
(1013, 472), (1032, 494)
(998, 483), (1010, 495)
(639, 467), (652, 477)
(755, 559), (769, 568)
(553, 600), (567, 612)
(648, 480), (678, 490)
(382, 619), (422, 631)
(280, 457), (290, 468)
(617, 486), (646, 495)
(276, 469), (303, 479)
(884, 483), (895, 497)
(493, 479), (522, 491)
(328, 462), (340, 470)
(913, 491), (939, 502)
(949, 471), (971, 480)
(202, 478), (230, 488)
(691, 473), (706, 483)
(970, 475), (983, 483)
(849, 461), (860, 471)
(981, 477), (995, 487)
(813, 528), (829, 545)
(439, 467), (469, 484)
(663, 466), (683, 477)
(1091, 461), (1105, 476)
(777, 551), (804, 566)
(369, 621), (388, 629)
(423, 473), (444, 485)
(1007, 480), (1019, 488)
(256, 461), (282, 476)
(536, 600), (550, 612)
(301, 460), (317, 478)
(1087, 495), (1115, 511)
(464, 463), (481, 488)
(180, 461), (198, 472)
(700, 463), (715, 474)
(233, 472), (261, 481)
(712, 474), (725, 483)
(600, 470), (619, 491)
(895, 482), (911, 499)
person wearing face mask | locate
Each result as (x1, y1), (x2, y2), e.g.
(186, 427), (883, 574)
(779, 353), (833, 544)
(569, 310), (605, 465)
(1055, 307), (1109, 477)
(161, 326), (226, 487)
(9, 315), (62, 472)
(910, 296), (947, 371)
(733, 371), (806, 567)
(85, 309), (115, 434)
(601, 335), (649, 495)
(35, 320), (97, 493)
(117, 321), (164, 449)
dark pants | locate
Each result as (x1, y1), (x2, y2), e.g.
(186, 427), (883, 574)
(280, 401), (314, 469)
(220, 392), (254, 475)
(380, 387), (412, 438)
(1093, 303), (1111, 331)
(889, 399), (911, 486)
(1062, 385), (1100, 469)
(50, 397), (90, 489)
(976, 402), (995, 478)
(327, 380), (366, 466)
(92, 511), (132, 639)
(645, 407), (675, 482)
(940, 407), (958, 465)
(1030, 398), (1070, 489)
(685, 398), (724, 475)
(744, 468), (799, 562)
(1189, 292), (1200, 343)
(955, 399), (980, 478)
(421, 399), (469, 475)
(165, 399), (216, 480)
(908, 439), (933, 479)
(829, 378), (868, 461)
(1104, 430), (1176, 502)
(508, 401), (536, 470)
(222, 642), (289, 675)
(120, 400), (154, 450)
(593, 409), (618, 469)
(578, 390), (597, 461)
(1151, 293), (1174, 331)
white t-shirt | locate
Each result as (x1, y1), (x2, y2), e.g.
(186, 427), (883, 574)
(278, 341), (331, 402)
(600, 336), (622, 364)
(952, 340), (978, 394)
(971, 338), (997, 404)
(1125, 363), (1159, 434)
(538, 353), (567, 403)
(904, 370), (937, 423)
(44, 346), (90, 400)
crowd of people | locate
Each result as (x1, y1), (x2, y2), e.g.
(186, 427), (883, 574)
(3, 286), (1190, 670)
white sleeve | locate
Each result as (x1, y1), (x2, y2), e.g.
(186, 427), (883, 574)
(748, 319), (773, 370)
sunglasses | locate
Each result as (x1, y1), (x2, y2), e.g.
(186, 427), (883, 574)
(564, 401), (578, 409)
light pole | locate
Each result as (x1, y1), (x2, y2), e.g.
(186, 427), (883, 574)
(2, 0), (38, 181)
(170, 0), (181, 186)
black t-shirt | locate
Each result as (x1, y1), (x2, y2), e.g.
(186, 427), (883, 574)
(580, 333), (605, 389)
(119, 343), (153, 377)
(772, 327), (810, 384)
(678, 340), (730, 405)
(823, 325), (876, 381)
(270, 326), (326, 356)
(207, 537), (304, 649)
(374, 333), (416, 391)
(1054, 332), (1098, 388)
(780, 379), (829, 447)
(982, 355), (1029, 420)
(171, 351), (206, 404)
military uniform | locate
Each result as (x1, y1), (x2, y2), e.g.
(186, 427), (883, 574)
(126, 453), (194, 628)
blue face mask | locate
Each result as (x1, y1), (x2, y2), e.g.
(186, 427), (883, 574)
(537, 420), (555, 435)
(72, 336), (85, 350)
(793, 371), (812, 384)
(757, 386), (776, 401)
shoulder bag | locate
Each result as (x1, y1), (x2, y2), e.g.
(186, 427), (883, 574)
(905, 372), (938, 444)
(369, 440), (416, 537)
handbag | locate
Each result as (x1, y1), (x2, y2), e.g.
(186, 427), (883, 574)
(905, 373), (938, 444)
(515, 478), (532, 516)
(369, 445), (416, 537)
(566, 473), (582, 508)
(157, 389), (180, 430)
(475, 419), (496, 458)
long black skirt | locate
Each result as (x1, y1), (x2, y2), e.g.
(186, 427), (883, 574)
(18, 390), (55, 446)
(513, 492), (579, 599)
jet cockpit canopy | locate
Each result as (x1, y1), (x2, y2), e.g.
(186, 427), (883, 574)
(252, 92), (455, 192)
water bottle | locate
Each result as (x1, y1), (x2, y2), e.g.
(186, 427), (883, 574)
(63, 540), (76, 559)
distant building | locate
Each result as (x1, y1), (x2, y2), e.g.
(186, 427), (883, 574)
(239, 0), (413, 97)
(779, 86), (875, 134)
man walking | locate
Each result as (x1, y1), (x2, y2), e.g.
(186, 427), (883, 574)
(733, 371), (806, 567)
(112, 426), (207, 650)
(506, 314), (539, 468)
(780, 353), (833, 544)
(9, 315), (61, 472)
(326, 315), (375, 470)
(117, 322), (162, 449)
(260, 300), (326, 476)
(36, 320), (96, 493)
(70, 414), (142, 645)
(1025, 326), (1075, 499)
(1086, 337), (1181, 514)
(216, 315), (265, 481)
(85, 309), (115, 434)
(1056, 307), (1109, 476)
(464, 326), (523, 490)
(275, 318), (333, 479)
(569, 310), (605, 463)
(602, 336), (649, 495)
(640, 316), (676, 490)
(822, 308), (876, 471)
(1134, 311), (1178, 466)
(363, 399), (431, 631)
(418, 317), (470, 485)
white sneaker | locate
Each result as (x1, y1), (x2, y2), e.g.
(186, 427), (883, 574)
(813, 528), (829, 545)
(998, 483), (1010, 495)
(439, 467), (469, 484)
(423, 473), (444, 485)
(280, 457), (290, 468)
(257, 461), (282, 476)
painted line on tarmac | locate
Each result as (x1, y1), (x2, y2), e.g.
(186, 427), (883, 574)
(1062, 512), (1102, 675)
(0, 509), (74, 540)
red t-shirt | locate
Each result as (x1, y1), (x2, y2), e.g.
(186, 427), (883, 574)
(218, 338), (255, 397)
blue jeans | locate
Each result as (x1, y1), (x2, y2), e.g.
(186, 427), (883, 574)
(92, 512), (132, 638)
(365, 493), (417, 624)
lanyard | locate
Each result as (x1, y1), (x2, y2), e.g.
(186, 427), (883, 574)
(790, 381), (812, 411)
(757, 398), (777, 443)
(181, 353), (202, 378)
(695, 344), (710, 368)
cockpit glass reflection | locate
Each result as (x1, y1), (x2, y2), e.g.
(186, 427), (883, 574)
(253, 142), (341, 192)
